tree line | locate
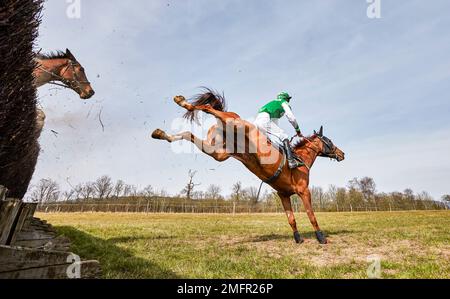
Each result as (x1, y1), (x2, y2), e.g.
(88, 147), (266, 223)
(29, 172), (449, 212)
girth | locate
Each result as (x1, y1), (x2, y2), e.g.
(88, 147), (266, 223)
(264, 150), (286, 184)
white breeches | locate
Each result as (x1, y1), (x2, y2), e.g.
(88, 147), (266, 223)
(253, 112), (288, 143)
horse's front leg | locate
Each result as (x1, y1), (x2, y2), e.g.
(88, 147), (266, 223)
(278, 192), (303, 244)
(297, 187), (327, 244)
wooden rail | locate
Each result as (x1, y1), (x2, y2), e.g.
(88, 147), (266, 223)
(0, 186), (101, 278)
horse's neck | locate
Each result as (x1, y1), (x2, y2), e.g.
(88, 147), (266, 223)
(34, 58), (66, 87)
(295, 141), (320, 168)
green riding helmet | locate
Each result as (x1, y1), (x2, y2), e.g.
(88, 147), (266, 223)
(277, 92), (292, 102)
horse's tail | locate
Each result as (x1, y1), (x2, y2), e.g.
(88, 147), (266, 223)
(183, 87), (227, 123)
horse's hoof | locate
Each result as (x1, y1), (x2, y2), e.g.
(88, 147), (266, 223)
(293, 231), (304, 244)
(151, 129), (168, 141)
(315, 230), (327, 244)
(174, 95), (186, 105)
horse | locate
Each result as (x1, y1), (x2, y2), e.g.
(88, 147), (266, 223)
(151, 89), (345, 244)
(33, 49), (95, 135)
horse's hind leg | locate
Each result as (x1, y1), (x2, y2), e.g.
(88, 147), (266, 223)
(173, 95), (240, 121)
(151, 128), (230, 162)
(151, 129), (184, 142)
(278, 192), (303, 244)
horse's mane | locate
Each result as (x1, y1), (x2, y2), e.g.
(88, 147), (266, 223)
(183, 87), (227, 122)
(36, 50), (68, 60)
(293, 134), (317, 149)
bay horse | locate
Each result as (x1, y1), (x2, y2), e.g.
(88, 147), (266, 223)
(152, 89), (345, 244)
(34, 48), (94, 98)
(33, 49), (95, 135)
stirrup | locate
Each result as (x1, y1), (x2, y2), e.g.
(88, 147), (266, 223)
(288, 159), (301, 169)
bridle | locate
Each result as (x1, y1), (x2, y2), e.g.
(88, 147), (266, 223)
(37, 59), (90, 92)
(293, 134), (339, 167)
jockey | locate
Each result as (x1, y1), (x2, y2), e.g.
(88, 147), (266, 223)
(254, 92), (303, 169)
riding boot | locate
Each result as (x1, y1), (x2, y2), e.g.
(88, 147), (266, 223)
(283, 139), (300, 169)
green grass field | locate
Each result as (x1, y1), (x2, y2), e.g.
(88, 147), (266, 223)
(37, 211), (450, 279)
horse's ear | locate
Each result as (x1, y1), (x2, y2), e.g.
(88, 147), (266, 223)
(319, 126), (323, 136)
(65, 48), (75, 60)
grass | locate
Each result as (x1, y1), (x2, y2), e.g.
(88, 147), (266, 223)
(36, 211), (450, 279)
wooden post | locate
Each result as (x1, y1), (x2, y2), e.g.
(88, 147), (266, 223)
(232, 202), (236, 216)
(0, 186), (7, 201)
(146, 200), (150, 214)
(0, 199), (22, 245)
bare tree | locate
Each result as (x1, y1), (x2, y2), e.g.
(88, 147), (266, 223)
(94, 175), (113, 199)
(73, 183), (84, 200)
(123, 184), (132, 197)
(207, 184), (222, 201)
(142, 185), (154, 198)
(129, 185), (139, 197)
(403, 188), (415, 209)
(347, 178), (359, 191)
(358, 177), (376, 202)
(441, 194), (450, 203)
(244, 186), (259, 206)
(417, 191), (433, 209)
(192, 190), (205, 200)
(30, 178), (60, 203)
(231, 181), (243, 202)
(81, 182), (96, 200)
(442, 195), (450, 210)
(181, 170), (200, 201)
(326, 184), (337, 210)
(310, 186), (325, 211)
(113, 179), (125, 198)
(155, 188), (168, 197)
(62, 189), (75, 202)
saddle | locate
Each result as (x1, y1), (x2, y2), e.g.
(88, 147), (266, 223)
(267, 138), (305, 166)
(263, 139), (305, 184)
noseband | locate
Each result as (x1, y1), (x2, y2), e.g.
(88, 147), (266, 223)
(316, 135), (340, 159)
(302, 135), (339, 160)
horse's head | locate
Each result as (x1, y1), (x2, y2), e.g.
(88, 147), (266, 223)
(60, 49), (95, 99)
(311, 126), (345, 162)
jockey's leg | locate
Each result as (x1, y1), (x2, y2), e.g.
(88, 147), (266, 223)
(269, 121), (301, 169)
(283, 139), (301, 169)
(253, 112), (271, 136)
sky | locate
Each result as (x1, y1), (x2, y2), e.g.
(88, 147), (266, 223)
(31, 0), (450, 199)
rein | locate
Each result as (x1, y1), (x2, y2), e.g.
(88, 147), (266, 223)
(36, 60), (90, 91)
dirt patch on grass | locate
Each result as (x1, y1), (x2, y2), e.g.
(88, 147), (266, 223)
(197, 233), (450, 269)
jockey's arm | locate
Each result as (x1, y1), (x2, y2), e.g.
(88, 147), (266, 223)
(281, 102), (302, 135)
